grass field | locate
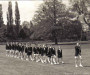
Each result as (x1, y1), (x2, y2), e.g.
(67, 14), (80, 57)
(0, 44), (90, 75)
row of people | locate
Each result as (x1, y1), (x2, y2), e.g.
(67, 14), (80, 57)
(6, 42), (83, 67)
(6, 42), (64, 65)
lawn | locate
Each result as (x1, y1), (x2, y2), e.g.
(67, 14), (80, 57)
(0, 43), (90, 75)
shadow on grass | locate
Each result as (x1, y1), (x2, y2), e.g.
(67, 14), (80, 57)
(84, 66), (90, 67)
(55, 63), (71, 65)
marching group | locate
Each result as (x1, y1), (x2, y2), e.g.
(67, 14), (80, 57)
(5, 42), (83, 67)
(5, 42), (64, 65)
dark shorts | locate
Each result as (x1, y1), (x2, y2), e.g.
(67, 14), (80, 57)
(41, 52), (44, 56)
(75, 53), (81, 56)
(21, 50), (24, 53)
(19, 49), (21, 52)
(48, 55), (51, 58)
(58, 54), (62, 58)
(27, 51), (32, 55)
(47, 53), (51, 58)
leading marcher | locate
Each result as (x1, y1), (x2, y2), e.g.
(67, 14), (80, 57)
(75, 43), (83, 67)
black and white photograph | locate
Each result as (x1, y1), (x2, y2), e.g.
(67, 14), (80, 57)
(0, 0), (90, 75)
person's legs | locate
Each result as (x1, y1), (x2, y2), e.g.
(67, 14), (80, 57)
(26, 54), (29, 61)
(15, 51), (18, 57)
(33, 54), (36, 61)
(25, 53), (27, 60)
(16, 51), (19, 58)
(29, 55), (32, 61)
(28, 55), (30, 61)
(57, 58), (60, 64)
(13, 50), (16, 58)
(35, 54), (38, 62)
(6, 51), (7, 56)
(53, 55), (57, 64)
(31, 53), (34, 61)
(15, 50), (18, 58)
(12, 50), (15, 57)
(8, 50), (10, 56)
(8, 50), (10, 57)
(41, 56), (44, 63)
(42, 55), (46, 63)
(47, 57), (50, 63)
(50, 56), (53, 64)
(40, 54), (44, 63)
(79, 55), (83, 67)
(36, 54), (40, 62)
(21, 52), (24, 60)
(11, 50), (14, 57)
(44, 55), (47, 63)
(75, 56), (78, 67)
(10, 50), (12, 57)
(18, 51), (21, 58)
(61, 57), (64, 64)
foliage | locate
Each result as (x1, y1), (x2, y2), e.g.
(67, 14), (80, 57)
(15, 1), (20, 37)
(0, 25), (7, 42)
(7, 1), (14, 39)
(31, 0), (84, 41)
(19, 29), (26, 39)
(69, 0), (90, 28)
(22, 21), (30, 28)
(0, 4), (3, 28)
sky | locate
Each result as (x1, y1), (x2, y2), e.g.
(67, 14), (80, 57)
(0, 0), (70, 25)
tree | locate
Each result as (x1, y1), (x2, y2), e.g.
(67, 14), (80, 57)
(7, 1), (14, 39)
(32, 0), (66, 44)
(15, 1), (20, 37)
(30, 21), (33, 28)
(19, 29), (26, 39)
(69, 0), (90, 40)
(0, 4), (3, 28)
(30, 21), (34, 36)
(22, 21), (30, 28)
(21, 21), (31, 39)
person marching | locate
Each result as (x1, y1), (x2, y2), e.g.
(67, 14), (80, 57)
(40, 45), (45, 63)
(15, 42), (19, 58)
(12, 42), (16, 57)
(57, 46), (64, 64)
(75, 43), (83, 67)
(25, 43), (29, 60)
(33, 44), (38, 61)
(51, 47), (57, 64)
(43, 45), (48, 63)
(20, 43), (24, 60)
(27, 43), (33, 61)
(18, 43), (22, 59)
(36, 44), (41, 62)
(13, 42), (17, 58)
(9, 42), (13, 57)
(36, 45), (42, 62)
(17, 43), (22, 59)
(6, 42), (10, 56)
(42, 44), (47, 63)
(48, 45), (52, 64)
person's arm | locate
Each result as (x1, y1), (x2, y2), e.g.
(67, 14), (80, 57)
(79, 46), (81, 55)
